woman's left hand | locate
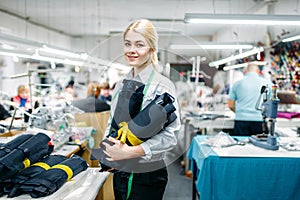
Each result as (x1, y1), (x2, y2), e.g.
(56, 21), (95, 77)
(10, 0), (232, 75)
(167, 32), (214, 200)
(102, 137), (144, 161)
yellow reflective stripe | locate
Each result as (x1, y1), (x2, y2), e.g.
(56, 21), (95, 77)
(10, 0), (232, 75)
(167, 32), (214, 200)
(32, 162), (51, 170)
(52, 164), (73, 181)
(23, 158), (31, 168)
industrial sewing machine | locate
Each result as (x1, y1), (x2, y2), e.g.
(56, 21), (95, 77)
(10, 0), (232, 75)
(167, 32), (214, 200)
(249, 85), (280, 150)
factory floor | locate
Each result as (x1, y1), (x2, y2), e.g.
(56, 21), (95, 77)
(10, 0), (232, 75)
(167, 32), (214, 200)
(164, 158), (193, 200)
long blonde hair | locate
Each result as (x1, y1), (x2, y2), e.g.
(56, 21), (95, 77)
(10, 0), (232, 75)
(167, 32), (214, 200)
(123, 19), (159, 68)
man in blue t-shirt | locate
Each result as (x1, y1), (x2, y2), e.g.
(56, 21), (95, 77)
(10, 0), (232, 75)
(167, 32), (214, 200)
(228, 63), (272, 136)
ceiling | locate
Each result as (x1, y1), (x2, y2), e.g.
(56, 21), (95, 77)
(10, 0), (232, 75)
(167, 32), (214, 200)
(0, 0), (299, 65)
(0, 0), (287, 38)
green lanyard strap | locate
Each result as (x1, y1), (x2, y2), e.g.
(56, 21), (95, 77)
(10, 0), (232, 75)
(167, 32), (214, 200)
(126, 172), (134, 199)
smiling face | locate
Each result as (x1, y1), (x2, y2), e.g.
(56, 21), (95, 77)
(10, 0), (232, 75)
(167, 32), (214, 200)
(123, 30), (152, 70)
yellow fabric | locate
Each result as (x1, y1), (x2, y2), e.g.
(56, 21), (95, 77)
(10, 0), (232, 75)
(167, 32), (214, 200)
(52, 164), (73, 181)
(23, 158), (31, 168)
(116, 122), (143, 146)
(32, 162), (51, 170)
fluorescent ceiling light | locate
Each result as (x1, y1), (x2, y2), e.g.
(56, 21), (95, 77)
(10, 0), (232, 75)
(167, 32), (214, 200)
(0, 33), (41, 48)
(184, 13), (300, 25)
(0, 48), (84, 66)
(0, 32), (129, 70)
(0, 48), (32, 59)
(0, 51), (31, 59)
(223, 61), (267, 71)
(31, 54), (84, 66)
(169, 43), (253, 50)
(39, 45), (82, 59)
(282, 34), (300, 42)
(209, 47), (264, 67)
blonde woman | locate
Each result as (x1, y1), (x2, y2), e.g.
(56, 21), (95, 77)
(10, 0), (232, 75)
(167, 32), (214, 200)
(12, 85), (31, 109)
(102, 19), (181, 200)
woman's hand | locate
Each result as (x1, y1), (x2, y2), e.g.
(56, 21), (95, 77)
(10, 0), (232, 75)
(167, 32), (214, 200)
(103, 137), (145, 161)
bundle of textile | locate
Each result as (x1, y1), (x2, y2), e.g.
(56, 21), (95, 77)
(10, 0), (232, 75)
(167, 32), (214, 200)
(0, 133), (53, 182)
(92, 91), (177, 172)
(2, 155), (66, 198)
(110, 79), (145, 132)
(17, 154), (88, 198)
(90, 79), (144, 170)
(0, 134), (33, 158)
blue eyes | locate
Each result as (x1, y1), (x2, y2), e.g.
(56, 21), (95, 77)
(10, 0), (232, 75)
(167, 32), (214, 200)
(124, 43), (144, 48)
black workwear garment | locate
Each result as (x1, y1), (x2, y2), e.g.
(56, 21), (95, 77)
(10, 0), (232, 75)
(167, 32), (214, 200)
(111, 79), (145, 131)
(92, 79), (144, 171)
(4, 155), (66, 198)
(92, 91), (177, 172)
(0, 134), (33, 158)
(18, 155), (88, 198)
(0, 133), (53, 182)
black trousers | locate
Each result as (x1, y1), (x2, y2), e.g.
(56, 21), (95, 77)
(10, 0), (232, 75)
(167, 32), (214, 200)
(113, 167), (168, 200)
(232, 120), (263, 136)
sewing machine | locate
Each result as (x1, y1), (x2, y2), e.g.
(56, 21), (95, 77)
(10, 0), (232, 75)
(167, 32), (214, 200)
(249, 85), (280, 150)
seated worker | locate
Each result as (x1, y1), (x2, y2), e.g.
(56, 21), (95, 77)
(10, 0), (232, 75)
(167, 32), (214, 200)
(227, 63), (272, 136)
(99, 81), (112, 103)
(72, 82), (110, 112)
(12, 85), (32, 110)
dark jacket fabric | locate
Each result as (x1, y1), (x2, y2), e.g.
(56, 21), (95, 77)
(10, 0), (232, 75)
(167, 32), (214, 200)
(92, 79), (177, 172)
(18, 155), (88, 198)
(4, 155), (67, 198)
(0, 133), (53, 182)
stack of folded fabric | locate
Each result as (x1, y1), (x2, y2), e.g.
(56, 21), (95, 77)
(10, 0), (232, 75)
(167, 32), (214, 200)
(0, 133), (53, 197)
(17, 154), (88, 198)
(0, 133), (53, 182)
(0, 134), (33, 158)
(3, 154), (66, 198)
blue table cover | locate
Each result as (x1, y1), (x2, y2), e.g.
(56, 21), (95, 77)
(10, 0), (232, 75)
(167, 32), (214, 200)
(187, 135), (300, 200)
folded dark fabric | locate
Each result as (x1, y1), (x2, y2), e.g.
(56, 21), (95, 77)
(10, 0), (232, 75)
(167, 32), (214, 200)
(92, 92), (177, 172)
(111, 79), (145, 131)
(4, 155), (66, 198)
(0, 134), (34, 196)
(18, 155), (88, 198)
(0, 133), (53, 182)
(0, 134), (33, 158)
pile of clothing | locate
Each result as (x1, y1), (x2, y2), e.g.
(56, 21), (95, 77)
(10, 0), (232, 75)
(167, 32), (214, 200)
(0, 133), (88, 198)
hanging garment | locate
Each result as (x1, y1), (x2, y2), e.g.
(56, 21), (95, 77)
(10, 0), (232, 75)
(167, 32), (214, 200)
(0, 133), (53, 182)
(18, 154), (88, 198)
(92, 92), (177, 172)
(3, 154), (66, 198)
